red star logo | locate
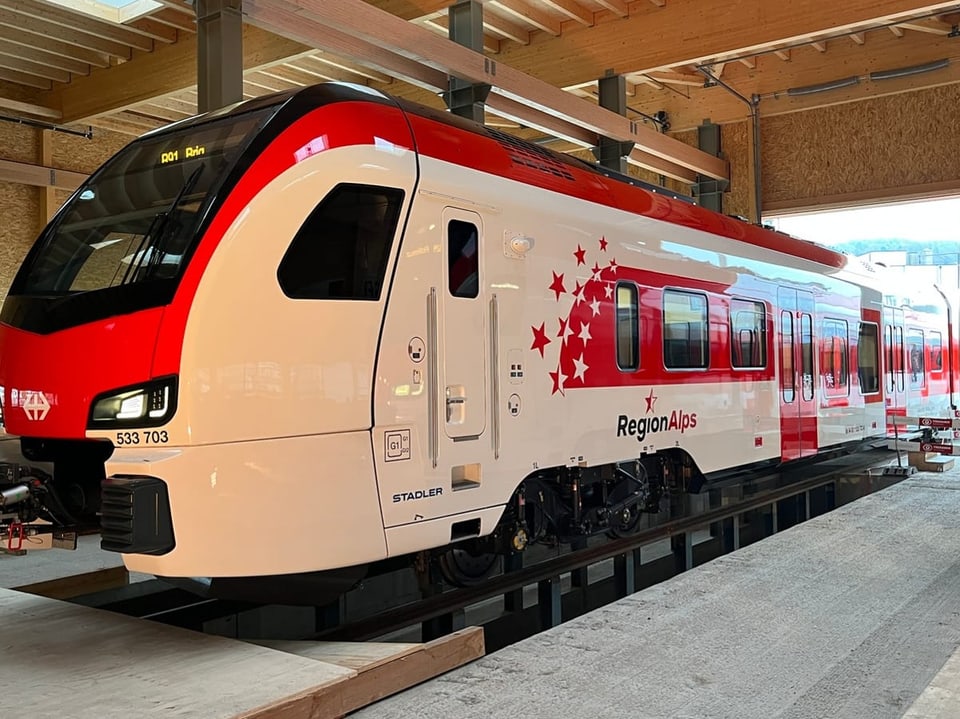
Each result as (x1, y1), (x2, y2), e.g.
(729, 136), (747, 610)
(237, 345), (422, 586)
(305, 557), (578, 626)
(599, 237), (608, 252)
(592, 261), (602, 278)
(549, 271), (566, 301)
(549, 365), (567, 396)
(530, 322), (551, 358)
(644, 388), (658, 413)
(573, 244), (586, 266)
(572, 280), (584, 303)
(609, 258), (618, 274)
(557, 317), (568, 339)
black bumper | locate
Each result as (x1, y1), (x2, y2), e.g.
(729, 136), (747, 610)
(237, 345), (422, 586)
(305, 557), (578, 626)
(100, 475), (175, 555)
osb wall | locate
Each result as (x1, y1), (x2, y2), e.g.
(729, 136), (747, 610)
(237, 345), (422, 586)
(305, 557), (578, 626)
(758, 83), (960, 211)
(0, 122), (131, 299)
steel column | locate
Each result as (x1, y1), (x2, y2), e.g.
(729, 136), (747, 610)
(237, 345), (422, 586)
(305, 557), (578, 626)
(694, 120), (726, 212)
(592, 73), (633, 173)
(196, 0), (244, 114)
(444, 0), (490, 123)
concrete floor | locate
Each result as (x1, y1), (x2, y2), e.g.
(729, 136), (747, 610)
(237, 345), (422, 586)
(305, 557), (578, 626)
(354, 471), (960, 719)
(0, 533), (125, 588)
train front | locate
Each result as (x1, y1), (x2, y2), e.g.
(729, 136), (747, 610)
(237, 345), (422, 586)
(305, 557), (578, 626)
(0, 84), (418, 586)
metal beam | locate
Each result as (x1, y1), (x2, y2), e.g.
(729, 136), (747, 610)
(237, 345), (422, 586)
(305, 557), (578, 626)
(196, 0), (243, 113)
(445, 0), (489, 123)
(243, 0), (728, 180)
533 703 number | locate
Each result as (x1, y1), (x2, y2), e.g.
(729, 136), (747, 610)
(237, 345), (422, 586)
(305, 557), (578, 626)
(115, 430), (169, 446)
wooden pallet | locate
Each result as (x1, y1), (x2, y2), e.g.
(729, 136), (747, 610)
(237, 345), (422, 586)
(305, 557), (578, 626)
(240, 628), (485, 719)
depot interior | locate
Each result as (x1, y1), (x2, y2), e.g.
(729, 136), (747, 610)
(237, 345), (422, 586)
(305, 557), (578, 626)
(3, 1), (960, 717)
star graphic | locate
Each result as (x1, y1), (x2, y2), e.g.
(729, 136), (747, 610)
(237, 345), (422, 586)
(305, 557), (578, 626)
(603, 283), (613, 299)
(599, 236), (608, 252)
(644, 388), (658, 413)
(573, 353), (589, 382)
(578, 320), (592, 344)
(557, 317), (573, 344)
(591, 261), (603, 280)
(572, 280), (585, 305)
(530, 322), (551, 358)
(608, 258), (618, 274)
(549, 365), (567, 396)
(589, 297), (601, 316)
(573, 244), (586, 266)
(549, 271), (566, 301)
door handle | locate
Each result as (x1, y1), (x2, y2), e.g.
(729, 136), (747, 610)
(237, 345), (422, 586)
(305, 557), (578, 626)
(446, 386), (467, 423)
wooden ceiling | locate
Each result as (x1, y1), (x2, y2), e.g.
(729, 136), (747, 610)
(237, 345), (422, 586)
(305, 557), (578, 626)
(0, 0), (958, 146)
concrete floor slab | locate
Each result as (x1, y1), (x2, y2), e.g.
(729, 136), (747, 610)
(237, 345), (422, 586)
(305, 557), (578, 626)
(355, 474), (960, 719)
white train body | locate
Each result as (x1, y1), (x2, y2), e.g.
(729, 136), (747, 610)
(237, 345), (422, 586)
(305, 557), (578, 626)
(0, 84), (953, 586)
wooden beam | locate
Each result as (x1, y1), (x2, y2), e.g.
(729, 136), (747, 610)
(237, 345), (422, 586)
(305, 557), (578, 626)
(0, 39), (91, 75)
(898, 21), (952, 35)
(421, 16), (501, 53)
(0, 94), (59, 119)
(141, 8), (196, 33)
(244, 0), (728, 179)
(0, 53), (69, 83)
(850, 32), (865, 44)
(0, 24), (110, 68)
(488, 0), (562, 36)
(491, 0), (960, 88)
(593, 0), (628, 17)
(0, 67), (51, 89)
(0, 158), (86, 190)
(44, 25), (312, 122)
(739, 57), (756, 69)
(646, 70), (704, 86)
(298, 53), (392, 84)
(890, 24), (905, 36)
(0, 0), (160, 52)
(811, 41), (827, 52)
(774, 49), (791, 61)
(482, 10), (532, 44)
(765, 178), (960, 215)
(0, 5), (132, 59)
(540, 0), (593, 26)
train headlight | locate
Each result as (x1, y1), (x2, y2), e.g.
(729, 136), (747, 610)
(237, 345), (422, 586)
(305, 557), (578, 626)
(89, 377), (178, 428)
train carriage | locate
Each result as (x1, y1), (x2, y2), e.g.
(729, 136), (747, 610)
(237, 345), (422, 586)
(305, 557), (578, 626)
(0, 82), (955, 593)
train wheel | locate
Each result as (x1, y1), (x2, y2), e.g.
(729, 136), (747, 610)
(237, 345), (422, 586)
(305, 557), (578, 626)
(438, 547), (500, 587)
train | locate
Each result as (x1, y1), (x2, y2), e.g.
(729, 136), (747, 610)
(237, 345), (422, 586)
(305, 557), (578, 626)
(0, 82), (954, 598)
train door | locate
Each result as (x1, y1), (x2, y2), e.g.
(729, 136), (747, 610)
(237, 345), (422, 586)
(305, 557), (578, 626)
(778, 287), (817, 460)
(441, 208), (487, 439)
(883, 306), (907, 425)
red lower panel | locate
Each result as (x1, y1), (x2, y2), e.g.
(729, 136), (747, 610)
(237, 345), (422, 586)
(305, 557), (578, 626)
(0, 308), (164, 438)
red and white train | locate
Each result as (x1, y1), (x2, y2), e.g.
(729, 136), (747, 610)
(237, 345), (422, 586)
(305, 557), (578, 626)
(0, 83), (954, 591)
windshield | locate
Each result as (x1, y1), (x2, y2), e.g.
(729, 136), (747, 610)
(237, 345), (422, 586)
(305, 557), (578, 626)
(15, 107), (275, 296)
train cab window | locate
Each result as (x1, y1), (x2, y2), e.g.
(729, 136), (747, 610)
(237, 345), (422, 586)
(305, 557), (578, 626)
(615, 282), (639, 370)
(820, 319), (849, 397)
(448, 220), (479, 299)
(277, 184), (404, 300)
(800, 313), (814, 401)
(857, 322), (880, 395)
(907, 329), (925, 388)
(780, 311), (795, 403)
(730, 299), (766, 369)
(930, 331), (944, 373)
(663, 290), (708, 369)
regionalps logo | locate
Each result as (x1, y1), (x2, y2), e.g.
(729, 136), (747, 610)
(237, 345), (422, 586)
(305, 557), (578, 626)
(616, 388), (697, 442)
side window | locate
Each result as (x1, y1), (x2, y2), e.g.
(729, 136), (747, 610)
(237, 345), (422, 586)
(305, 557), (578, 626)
(781, 311), (795, 403)
(896, 326), (905, 391)
(930, 330), (944, 373)
(800, 313), (814, 401)
(821, 318), (849, 397)
(448, 220), (479, 299)
(907, 328), (925, 388)
(730, 298), (766, 369)
(277, 184), (404, 300)
(663, 290), (709, 369)
(885, 325), (895, 393)
(857, 322), (880, 395)
(616, 283), (639, 371)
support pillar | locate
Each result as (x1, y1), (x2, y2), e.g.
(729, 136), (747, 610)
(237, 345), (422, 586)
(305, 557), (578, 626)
(196, 0), (244, 114)
(591, 73), (634, 173)
(693, 120), (727, 213)
(443, 0), (489, 123)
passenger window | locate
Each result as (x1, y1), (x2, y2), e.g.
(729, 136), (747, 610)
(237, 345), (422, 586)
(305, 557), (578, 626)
(781, 311), (795, 403)
(821, 319), (849, 397)
(907, 328), (925, 388)
(930, 331), (943, 373)
(857, 322), (880, 395)
(663, 290), (708, 369)
(277, 184), (404, 300)
(800, 313), (814, 401)
(730, 298), (766, 369)
(448, 220), (479, 299)
(616, 283), (639, 370)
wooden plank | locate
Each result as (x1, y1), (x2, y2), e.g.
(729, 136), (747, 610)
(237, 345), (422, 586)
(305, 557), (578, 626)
(244, 0), (728, 179)
(14, 564), (129, 599)
(240, 628), (486, 719)
(0, 39), (91, 75)
(0, 158), (87, 189)
(0, 23), (110, 68)
(764, 178), (960, 215)
(46, 24), (312, 122)
(0, 94), (60, 119)
(0, 5), (133, 59)
(254, 640), (423, 670)
(1, 0), (161, 51)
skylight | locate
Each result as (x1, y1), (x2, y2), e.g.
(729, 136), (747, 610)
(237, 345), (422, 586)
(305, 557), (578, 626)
(44, 0), (166, 24)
